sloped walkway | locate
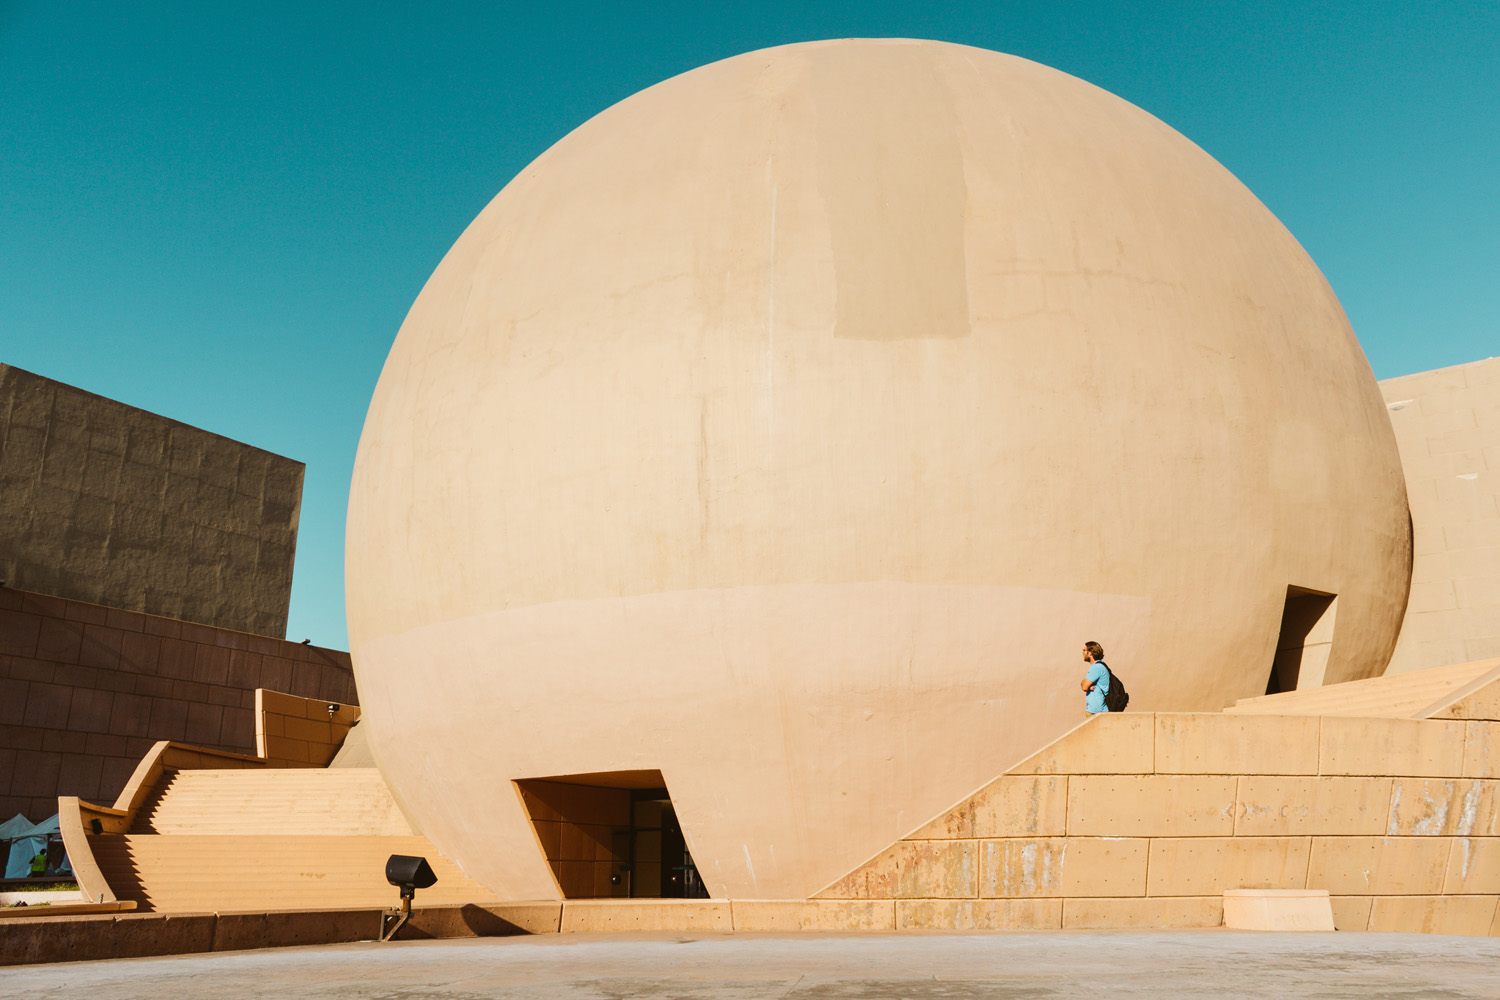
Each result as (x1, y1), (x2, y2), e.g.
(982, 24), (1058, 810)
(1225, 658), (1500, 720)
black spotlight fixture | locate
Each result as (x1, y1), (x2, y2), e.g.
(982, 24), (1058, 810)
(381, 854), (438, 941)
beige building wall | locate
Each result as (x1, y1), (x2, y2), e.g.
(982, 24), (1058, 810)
(0, 364), (302, 638)
(1382, 357), (1500, 673)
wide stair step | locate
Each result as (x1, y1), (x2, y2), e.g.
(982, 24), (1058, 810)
(94, 765), (494, 912)
(1226, 659), (1500, 718)
(132, 768), (414, 836)
(89, 835), (491, 912)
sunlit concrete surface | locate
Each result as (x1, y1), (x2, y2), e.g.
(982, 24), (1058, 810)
(11, 931), (1500, 999)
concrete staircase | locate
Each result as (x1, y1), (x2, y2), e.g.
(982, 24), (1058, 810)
(1226, 659), (1500, 720)
(89, 767), (493, 913)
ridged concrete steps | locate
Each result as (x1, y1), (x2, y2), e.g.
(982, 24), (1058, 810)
(88, 835), (489, 913)
(91, 767), (494, 912)
(1225, 659), (1500, 719)
(131, 768), (414, 836)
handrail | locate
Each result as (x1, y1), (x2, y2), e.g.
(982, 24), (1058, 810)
(58, 796), (118, 904)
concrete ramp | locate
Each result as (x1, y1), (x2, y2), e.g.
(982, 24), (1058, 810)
(814, 712), (1500, 935)
(1225, 659), (1500, 720)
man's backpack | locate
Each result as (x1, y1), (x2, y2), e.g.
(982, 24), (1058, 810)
(1102, 665), (1130, 712)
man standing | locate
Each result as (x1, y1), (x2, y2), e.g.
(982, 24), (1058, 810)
(1080, 641), (1110, 715)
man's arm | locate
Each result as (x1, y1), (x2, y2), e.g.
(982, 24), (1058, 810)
(1080, 676), (1094, 692)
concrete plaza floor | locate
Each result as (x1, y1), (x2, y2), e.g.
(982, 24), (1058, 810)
(9, 930), (1500, 999)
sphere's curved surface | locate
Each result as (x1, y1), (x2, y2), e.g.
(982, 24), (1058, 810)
(347, 39), (1411, 900)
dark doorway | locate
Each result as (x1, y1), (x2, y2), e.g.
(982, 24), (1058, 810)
(514, 769), (705, 899)
(1265, 586), (1338, 695)
(630, 792), (708, 899)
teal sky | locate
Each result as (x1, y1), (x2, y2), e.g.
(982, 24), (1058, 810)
(2, 2), (1496, 648)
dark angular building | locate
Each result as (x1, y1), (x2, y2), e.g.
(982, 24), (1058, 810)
(0, 364), (301, 638)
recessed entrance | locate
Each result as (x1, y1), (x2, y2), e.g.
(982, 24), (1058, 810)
(1265, 586), (1338, 695)
(514, 769), (706, 899)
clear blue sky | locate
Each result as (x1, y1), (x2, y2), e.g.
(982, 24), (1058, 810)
(2, 2), (1495, 648)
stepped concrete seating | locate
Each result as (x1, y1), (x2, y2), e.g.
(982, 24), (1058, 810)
(56, 690), (496, 916)
(813, 712), (1500, 935)
(87, 767), (492, 913)
(1226, 659), (1500, 720)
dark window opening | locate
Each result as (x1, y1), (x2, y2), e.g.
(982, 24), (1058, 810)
(514, 769), (706, 899)
(1265, 586), (1338, 695)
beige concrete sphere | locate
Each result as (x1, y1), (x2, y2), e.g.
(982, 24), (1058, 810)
(346, 39), (1411, 900)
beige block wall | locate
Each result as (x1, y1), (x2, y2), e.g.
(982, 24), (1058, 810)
(255, 689), (360, 767)
(1382, 357), (1500, 672)
(0, 586), (355, 821)
(816, 712), (1500, 935)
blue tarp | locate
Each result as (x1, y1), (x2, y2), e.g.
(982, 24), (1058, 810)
(3, 814), (61, 879)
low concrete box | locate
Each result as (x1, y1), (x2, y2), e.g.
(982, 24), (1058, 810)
(1222, 889), (1335, 931)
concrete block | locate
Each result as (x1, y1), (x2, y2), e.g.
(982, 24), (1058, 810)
(1329, 895), (1373, 932)
(1443, 838), (1500, 894)
(1061, 896), (1223, 929)
(0, 914), (117, 965)
(1388, 778), (1500, 836)
(1013, 713), (1154, 775)
(959, 775), (1066, 839)
(895, 898), (1061, 930)
(400, 902), (562, 938)
(1306, 837), (1452, 894)
(1463, 722), (1500, 778)
(108, 912), (218, 960)
(1067, 775), (1235, 837)
(818, 840), (977, 899)
(978, 837), (1147, 898)
(1147, 837), (1310, 896)
(1367, 895), (1500, 936)
(1319, 717), (1466, 777)
(909, 799), (974, 840)
(1222, 889), (1334, 931)
(560, 900), (732, 932)
(1156, 714), (1319, 775)
(1236, 776), (1392, 837)
(730, 899), (895, 931)
(213, 909), (379, 951)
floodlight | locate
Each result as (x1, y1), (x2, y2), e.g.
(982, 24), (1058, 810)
(380, 854), (438, 941)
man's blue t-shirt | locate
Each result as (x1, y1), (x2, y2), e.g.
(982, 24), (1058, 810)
(1085, 661), (1110, 714)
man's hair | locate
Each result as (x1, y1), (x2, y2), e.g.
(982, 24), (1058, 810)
(1084, 641), (1105, 662)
